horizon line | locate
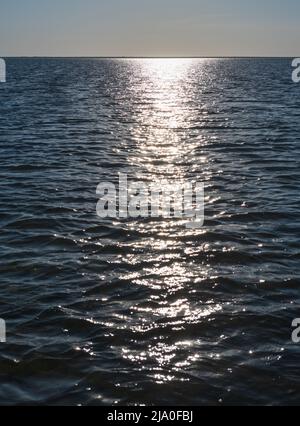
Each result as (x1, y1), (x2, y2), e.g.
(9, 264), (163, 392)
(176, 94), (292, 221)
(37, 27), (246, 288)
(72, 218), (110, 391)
(1, 55), (296, 59)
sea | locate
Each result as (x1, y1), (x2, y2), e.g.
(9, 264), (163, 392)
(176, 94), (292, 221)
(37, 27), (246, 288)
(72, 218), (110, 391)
(0, 58), (300, 405)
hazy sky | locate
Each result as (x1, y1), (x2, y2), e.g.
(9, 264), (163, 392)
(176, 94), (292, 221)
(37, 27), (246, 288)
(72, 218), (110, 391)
(1, 0), (299, 56)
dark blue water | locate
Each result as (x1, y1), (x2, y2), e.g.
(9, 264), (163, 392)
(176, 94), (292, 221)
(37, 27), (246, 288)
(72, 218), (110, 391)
(0, 58), (300, 405)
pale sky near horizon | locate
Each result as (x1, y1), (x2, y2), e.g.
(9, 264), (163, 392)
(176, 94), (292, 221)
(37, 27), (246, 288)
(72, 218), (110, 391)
(0, 0), (299, 57)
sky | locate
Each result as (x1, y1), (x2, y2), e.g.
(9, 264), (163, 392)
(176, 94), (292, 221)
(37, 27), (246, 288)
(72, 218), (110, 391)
(0, 0), (299, 57)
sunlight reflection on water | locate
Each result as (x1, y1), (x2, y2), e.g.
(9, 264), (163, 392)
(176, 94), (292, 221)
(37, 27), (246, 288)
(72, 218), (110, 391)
(1, 58), (299, 405)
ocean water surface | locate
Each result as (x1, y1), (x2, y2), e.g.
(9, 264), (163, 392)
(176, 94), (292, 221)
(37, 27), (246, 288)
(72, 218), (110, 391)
(0, 58), (300, 405)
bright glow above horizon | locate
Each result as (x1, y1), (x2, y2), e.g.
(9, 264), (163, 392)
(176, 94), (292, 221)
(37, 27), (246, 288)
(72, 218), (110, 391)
(1, 0), (300, 57)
